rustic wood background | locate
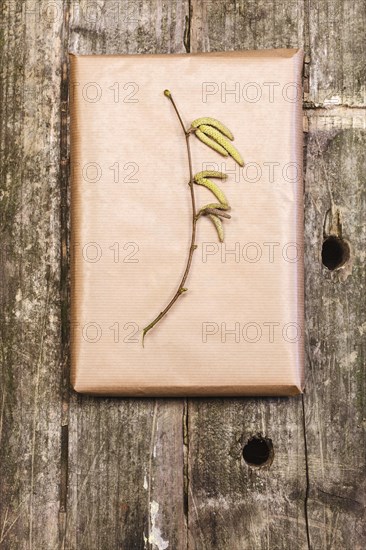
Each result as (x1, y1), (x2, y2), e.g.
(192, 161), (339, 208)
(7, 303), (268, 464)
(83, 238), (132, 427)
(1, 1), (365, 549)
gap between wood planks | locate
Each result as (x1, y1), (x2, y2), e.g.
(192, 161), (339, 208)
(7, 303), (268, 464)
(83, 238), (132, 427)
(59, 1), (71, 548)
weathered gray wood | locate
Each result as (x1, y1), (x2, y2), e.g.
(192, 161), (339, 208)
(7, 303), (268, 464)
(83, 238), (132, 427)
(304, 114), (366, 548)
(190, 0), (305, 57)
(1, 1), (366, 549)
(0, 1), (66, 548)
(188, 398), (307, 549)
(64, 2), (189, 549)
(308, 1), (366, 106)
(65, 398), (186, 550)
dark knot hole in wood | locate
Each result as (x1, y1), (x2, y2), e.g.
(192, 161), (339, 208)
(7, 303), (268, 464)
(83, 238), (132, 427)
(242, 435), (274, 467)
(321, 236), (350, 271)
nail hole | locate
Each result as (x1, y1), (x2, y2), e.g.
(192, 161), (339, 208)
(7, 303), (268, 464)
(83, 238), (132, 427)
(242, 435), (274, 467)
(321, 236), (350, 271)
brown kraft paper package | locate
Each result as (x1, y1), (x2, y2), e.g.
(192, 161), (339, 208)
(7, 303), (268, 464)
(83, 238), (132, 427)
(69, 49), (305, 396)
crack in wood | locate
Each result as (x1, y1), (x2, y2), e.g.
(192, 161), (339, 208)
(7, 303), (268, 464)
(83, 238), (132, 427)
(184, 1), (192, 54)
(302, 393), (312, 550)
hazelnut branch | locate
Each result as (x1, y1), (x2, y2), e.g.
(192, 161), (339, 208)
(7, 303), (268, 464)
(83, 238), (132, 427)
(142, 91), (197, 346)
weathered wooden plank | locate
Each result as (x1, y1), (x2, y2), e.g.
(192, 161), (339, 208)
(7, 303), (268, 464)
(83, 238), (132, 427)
(0, 1), (66, 548)
(69, 0), (189, 54)
(187, 398), (307, 549)
(65, 398), (186, 550)
(308, 0), (366, 106)
(190, 0), (305, 55)
(304, 115), (366, 548)
(65, 2), (189, 549)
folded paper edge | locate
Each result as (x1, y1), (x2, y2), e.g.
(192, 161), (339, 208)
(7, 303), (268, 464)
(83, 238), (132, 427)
(70, 379), (304, 398)
(292, 47), (305, 395)
(68, 48), (303, 60)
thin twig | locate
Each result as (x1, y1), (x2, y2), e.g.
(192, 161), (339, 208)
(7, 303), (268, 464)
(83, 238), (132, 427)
(142, 91), (197, 346)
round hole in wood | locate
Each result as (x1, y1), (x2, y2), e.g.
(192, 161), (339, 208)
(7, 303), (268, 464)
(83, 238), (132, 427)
(242, 435), (274, 467)
(321, 236), (350, 270)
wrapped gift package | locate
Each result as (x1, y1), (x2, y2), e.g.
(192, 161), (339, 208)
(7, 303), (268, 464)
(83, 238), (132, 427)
(69, 49), (304, 396)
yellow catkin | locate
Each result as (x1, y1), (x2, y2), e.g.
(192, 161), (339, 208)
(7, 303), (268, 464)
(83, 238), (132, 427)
(208, 214), (224, 242)
(199, 125), (244, 166)
(191, 117), (234, 140)
(194, 176), (228, 205)
(195, 129), (229, 157)
(194, 171), (228, 180)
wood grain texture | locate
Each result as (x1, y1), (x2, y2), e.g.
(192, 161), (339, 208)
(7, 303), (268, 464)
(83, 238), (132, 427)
(188, 398), (307, 549)
(0, 1), (66, 549)
(65, 398), (186, 550)
(69, 0), (189, 54)
(1, 1), (365, 549)
(308, 0), (366, 106)
(304, 116), (366, 549)
(190, 0), (305, 55)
